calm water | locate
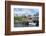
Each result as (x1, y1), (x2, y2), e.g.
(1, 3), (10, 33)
(14, 23), (37, 27)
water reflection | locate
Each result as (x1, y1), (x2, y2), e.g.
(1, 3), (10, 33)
(14, 22), (39, 27)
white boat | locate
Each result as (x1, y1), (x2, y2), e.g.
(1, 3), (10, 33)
(29, 23), (36, 26)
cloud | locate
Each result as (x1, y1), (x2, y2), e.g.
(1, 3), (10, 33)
(14, 8), (39, 16)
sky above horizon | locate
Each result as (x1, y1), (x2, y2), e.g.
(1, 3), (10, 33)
(14, 8), (39, 16)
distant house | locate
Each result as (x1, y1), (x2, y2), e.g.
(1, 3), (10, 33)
(27, 15), (32, 19)
(26, 15), (39, 23)
(26, 15), (33, 23)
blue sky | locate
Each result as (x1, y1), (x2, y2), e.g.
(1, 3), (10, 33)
(14, 8), (39, 16)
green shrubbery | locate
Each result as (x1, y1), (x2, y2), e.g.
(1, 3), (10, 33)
(14, 16), (27, 24)
(14, 16), (26, 21)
